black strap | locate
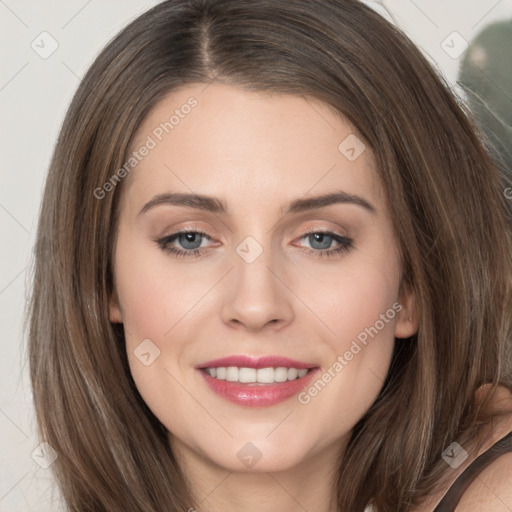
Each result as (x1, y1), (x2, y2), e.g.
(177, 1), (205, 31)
(433, 431), (512, 511)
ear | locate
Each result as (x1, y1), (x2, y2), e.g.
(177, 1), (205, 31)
(109, 286), (123, 323)
(394, 279), (419, 339)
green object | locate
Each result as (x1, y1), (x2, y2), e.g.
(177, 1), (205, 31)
(459, 20), (512, 190)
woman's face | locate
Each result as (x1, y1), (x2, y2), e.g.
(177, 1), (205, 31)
(109, 83), (418, 474)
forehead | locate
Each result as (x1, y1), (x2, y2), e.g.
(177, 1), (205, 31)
(119, 82), (385, 217)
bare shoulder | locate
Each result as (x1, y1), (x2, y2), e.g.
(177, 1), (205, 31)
(411, 386), (512, 512)
(455, 451), (512, 511)
(455, 385), (512, 511)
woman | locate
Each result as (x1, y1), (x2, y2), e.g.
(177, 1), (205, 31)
(27, 1), (512, 510)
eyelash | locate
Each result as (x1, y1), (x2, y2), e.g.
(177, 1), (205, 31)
(155, 229), (354, 259)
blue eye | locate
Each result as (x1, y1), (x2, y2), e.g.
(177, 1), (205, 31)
(171, 232), (204, 250)
(300, 232), (353, 257)
(155, 230), (353, 258)
(156, 230), (210, 258)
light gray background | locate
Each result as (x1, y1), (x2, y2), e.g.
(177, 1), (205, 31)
(1, 1), (511, 510)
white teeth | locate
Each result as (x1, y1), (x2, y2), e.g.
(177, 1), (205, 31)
(256, 367), (275, 384)
(203, 366), (311, 383)
(239, 367), (257, 383)
(274, 367), (288, 382)
(226, 366), (238, 382)
(287, 368), (298, 380)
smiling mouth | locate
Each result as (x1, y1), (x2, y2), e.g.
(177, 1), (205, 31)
(197, 357), (320, 407)
(201, 366), (312, 384)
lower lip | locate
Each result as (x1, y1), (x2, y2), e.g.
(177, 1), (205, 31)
(198, 368), (320, 407)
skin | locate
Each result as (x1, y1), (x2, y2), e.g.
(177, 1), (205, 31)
(412, 385), (512, 511)
(109, 83), (419, 512)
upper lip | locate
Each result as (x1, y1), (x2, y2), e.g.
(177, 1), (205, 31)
(196, 355), (318, 370)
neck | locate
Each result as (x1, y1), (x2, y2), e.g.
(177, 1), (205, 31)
(171, 436), (345, 512)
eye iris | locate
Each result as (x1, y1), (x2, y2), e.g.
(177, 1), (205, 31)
(179, 232), (202, 250)
(309, 233), (332, 250)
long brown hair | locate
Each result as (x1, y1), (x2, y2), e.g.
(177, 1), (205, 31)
(26, 1), (512, 510)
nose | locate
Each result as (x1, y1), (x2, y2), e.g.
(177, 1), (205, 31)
(220, 239), (295, 333)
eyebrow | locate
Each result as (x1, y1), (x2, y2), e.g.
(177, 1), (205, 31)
(138, 190), (376, 216)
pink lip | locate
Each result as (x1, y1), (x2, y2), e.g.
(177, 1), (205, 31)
(195, 355), (320, 407)
(195, 355), (316, 370)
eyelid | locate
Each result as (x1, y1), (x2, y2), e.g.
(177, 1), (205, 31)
(294, 222), (348, 239)
(156, 222), (217, 238)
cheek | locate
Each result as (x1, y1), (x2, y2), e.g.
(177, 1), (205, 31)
(114, 239), (208, 344)
(296, 264), (399, 428)
(114, 256), (197, 425)
(112, 239), (215, 394)
(294, 253), (400, 350)
(298, 255), (400, 420)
